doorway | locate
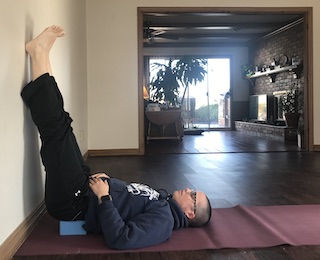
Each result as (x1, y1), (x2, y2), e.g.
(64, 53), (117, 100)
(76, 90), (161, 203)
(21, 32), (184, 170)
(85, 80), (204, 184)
(138, 7), (313, 154)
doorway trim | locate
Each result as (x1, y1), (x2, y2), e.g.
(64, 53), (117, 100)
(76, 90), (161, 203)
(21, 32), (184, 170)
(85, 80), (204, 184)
(137, 7), (313, 154)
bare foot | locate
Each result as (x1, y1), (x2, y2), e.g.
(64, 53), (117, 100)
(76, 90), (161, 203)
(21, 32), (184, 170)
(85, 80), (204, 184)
(25, 25), (65, 56)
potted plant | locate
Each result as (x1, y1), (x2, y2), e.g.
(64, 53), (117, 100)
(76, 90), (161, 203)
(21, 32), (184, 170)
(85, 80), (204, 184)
(149, 57), (207, 107)
(241, 64), (254, 77)
(280, 84), (301, 127)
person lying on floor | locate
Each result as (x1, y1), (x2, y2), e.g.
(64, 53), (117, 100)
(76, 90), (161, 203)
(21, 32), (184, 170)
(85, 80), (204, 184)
(21, 25), (212, 250)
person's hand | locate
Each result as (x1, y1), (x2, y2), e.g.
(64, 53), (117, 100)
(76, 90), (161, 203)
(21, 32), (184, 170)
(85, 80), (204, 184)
(90, 172), (110, 179)
(89, 175), (110, 199)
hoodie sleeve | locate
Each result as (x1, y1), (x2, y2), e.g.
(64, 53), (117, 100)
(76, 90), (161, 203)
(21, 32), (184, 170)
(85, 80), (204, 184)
(98, 199), (174, 249)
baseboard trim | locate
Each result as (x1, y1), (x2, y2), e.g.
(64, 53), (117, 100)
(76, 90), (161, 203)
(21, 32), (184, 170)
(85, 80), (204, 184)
(313, 145), (320, 151)
(83, 150), (89, 161)
(88, 149), (141, 156)
(0, 201), (46, 260)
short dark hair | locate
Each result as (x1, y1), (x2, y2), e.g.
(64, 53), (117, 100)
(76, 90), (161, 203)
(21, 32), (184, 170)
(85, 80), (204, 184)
(188, 195), (212, 227)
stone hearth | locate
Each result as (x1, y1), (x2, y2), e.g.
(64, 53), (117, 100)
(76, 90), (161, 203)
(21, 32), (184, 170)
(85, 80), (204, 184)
(235, 121), (295, 141)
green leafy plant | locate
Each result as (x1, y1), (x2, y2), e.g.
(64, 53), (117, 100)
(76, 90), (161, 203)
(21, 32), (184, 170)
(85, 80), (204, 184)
(280, 84), (301, 113)
(149, 59), (180, 106)
(241, 64), (254, 77)
(149, 57), (207, 106)
(195, 104), (218, 123)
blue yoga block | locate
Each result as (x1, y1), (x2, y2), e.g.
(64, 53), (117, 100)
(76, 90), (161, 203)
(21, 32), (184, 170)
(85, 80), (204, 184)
(59, 220), (87, 236)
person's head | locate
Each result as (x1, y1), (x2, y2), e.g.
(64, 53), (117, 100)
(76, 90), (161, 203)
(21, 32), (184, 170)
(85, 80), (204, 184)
(172, 188), (211, 227)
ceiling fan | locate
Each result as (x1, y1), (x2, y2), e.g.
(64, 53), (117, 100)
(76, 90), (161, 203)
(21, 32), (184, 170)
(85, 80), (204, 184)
(143, 21), (179, 44)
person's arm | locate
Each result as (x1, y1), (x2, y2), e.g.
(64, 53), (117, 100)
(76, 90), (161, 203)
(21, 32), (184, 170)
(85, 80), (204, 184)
(89, 175), (110, 199)
(98, 199), (174, 249)
(89, 176), (174, 249)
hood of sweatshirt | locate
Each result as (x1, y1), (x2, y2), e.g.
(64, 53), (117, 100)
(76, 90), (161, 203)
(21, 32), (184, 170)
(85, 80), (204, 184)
(167, 198), (189, 229)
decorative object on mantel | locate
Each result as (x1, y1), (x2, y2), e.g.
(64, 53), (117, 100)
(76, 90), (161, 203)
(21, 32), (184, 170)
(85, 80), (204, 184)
(291, 54), (301, 66)
(244, 53), (303, 84)
(277, 53), (289, 67)
(246, 63), (303, 83)
(241, 64), (254, 77)
(280, 83), (301, 127)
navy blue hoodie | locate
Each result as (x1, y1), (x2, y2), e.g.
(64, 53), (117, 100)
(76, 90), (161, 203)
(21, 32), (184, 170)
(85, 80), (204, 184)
(84, 178), (188, 249)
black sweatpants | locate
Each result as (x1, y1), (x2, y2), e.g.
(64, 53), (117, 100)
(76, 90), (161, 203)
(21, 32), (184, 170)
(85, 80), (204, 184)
(21, 73), (89, 220)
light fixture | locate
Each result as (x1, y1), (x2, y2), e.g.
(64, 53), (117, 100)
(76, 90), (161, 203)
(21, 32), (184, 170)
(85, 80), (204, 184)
(143, 86), (150, 100)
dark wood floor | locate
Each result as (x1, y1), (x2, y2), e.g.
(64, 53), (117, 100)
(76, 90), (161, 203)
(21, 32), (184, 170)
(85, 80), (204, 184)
(82, 132), (320, 260)
(145, 131), (301, 155)
(15, 132), (320, 260)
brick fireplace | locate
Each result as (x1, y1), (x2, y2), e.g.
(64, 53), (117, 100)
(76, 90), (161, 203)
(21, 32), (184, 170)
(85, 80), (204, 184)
(236, 20), (304, 144)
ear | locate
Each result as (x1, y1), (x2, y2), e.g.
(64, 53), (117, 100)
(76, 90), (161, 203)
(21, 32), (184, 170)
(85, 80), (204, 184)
(185, 210), (195, 220)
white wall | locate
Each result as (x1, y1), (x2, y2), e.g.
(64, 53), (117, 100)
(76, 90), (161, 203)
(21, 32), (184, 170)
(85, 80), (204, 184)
(0, 0), (88, 247)
(86, 1), (140, 150)
(86, 0), (320, 150)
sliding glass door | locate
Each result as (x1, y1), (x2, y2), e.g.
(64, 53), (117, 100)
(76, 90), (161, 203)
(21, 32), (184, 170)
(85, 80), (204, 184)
(147, 57), (231, 130)
(182, 58), (231, 130)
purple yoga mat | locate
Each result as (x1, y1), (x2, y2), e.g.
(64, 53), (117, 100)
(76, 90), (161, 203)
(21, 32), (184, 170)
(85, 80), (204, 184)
(15, 204), (320, 256)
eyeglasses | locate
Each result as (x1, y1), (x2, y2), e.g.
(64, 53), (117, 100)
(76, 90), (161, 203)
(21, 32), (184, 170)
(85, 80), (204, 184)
(190, 190), (197, 214)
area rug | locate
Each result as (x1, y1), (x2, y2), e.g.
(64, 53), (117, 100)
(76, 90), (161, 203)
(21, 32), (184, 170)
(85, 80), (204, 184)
(15, 204), (320, 256)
